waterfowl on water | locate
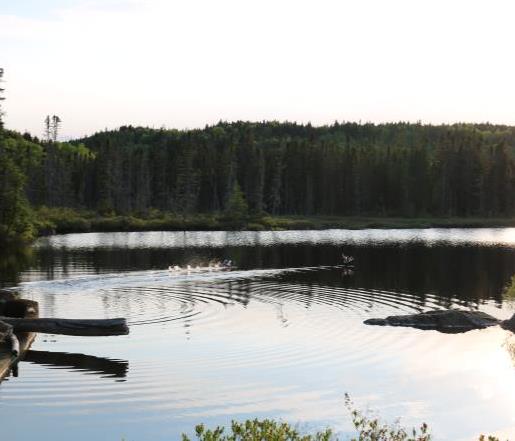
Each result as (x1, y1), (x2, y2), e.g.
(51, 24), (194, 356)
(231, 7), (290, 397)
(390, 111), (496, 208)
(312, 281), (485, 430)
(341, 253), (354, 266)
(167, 261), (235, 272)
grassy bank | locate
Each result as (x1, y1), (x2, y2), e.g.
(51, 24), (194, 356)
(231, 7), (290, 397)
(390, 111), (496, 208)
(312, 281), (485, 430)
(276, 215), (515, 229)
(33, 207), (515, 236)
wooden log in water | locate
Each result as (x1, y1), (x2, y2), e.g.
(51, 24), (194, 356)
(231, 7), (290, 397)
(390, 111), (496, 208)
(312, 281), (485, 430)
(0, 317), (129, 336)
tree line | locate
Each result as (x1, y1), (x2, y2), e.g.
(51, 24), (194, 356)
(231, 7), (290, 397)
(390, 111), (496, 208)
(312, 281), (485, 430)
(3, 79), (515, 240)
(30, 121), (515, 218)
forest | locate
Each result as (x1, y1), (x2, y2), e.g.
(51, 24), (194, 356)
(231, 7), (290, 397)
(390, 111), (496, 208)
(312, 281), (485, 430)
(2, 72), (515, 242)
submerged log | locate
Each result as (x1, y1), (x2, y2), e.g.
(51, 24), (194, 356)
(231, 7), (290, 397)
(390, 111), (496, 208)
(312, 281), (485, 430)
(364, 309), (502, 333)
(0, 317), (129, 336)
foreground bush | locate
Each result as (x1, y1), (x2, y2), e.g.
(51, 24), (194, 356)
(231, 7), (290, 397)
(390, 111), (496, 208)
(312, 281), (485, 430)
(181, 419), (332, 441)
(181, 395), (506, 441)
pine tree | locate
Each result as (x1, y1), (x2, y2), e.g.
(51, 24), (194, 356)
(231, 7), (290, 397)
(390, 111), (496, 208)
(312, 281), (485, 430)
(51, 115), (61, 142)
(224, 182), (248, 224)
(44, 115), (51, 142)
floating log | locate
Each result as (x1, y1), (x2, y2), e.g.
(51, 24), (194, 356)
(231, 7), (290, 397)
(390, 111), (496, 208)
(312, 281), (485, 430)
(0, 317), (129, 336)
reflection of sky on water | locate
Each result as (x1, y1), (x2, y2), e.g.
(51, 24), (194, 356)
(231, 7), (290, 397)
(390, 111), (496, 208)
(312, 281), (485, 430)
(4, 304), (515, 441)
(33, 228), (515, 250)
(1, 230), (515, 440)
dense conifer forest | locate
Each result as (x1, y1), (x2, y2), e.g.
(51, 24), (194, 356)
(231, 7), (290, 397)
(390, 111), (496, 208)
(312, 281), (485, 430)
(62, 121), (514, 218)
(3, 65), (515, 241)
(3, 120), (515, 241)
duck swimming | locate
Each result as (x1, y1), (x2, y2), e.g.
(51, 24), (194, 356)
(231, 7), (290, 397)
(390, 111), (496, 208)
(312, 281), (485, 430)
(341, 253), (354, 266)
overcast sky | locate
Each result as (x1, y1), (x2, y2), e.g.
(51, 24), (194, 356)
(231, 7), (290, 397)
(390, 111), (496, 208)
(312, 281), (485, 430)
(1, 0), (515, 139)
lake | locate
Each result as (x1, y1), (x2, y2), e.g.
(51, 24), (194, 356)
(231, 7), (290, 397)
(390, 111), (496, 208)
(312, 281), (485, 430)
(1, 229), (515, 441)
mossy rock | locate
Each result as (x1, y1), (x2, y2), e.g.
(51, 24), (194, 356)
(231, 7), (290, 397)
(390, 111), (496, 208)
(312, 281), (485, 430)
(365, 309), (501, 333)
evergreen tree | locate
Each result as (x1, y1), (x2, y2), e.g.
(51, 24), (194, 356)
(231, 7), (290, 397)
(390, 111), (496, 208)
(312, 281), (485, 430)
(51, 115), (61, 142)
(224, 182), (249, 224)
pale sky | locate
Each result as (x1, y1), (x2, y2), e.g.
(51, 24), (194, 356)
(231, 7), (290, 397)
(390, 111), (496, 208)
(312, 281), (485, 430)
(1, 0), (515, 139)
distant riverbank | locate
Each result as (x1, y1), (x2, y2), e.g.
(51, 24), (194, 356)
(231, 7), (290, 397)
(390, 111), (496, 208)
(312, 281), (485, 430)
(33, 207), (515, 236)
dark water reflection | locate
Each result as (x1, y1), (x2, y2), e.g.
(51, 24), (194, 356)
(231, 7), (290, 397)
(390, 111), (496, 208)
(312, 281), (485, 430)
(24, 350), (128, 380)
(0, 246), (35, 288)
(1, 229), (515, 441)
(30, 243), (515, 307)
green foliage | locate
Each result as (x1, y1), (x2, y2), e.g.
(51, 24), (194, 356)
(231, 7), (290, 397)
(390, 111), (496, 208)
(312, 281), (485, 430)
(0, 244), (34, 285)
(9, 121), (515, 239)
(181, 397), (505, 441)
(0, 132), (43, 242)
(34, 206), (94, 234)
(64, 122), (515, 220)
(181, 419), (333, 441)
(55, 141), (95, 159)
(503, 275), (515, 303)
(224, 183), (249, 223)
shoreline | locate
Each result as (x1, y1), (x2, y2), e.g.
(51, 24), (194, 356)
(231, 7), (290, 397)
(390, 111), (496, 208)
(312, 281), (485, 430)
(33, 208), (515, 236)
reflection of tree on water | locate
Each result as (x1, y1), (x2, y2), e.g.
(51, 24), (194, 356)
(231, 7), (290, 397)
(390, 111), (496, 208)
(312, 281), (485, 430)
(341, 267), (354, 278)
(498, 276), (515, 366)
(276, 303), (289, 327)
(33, 244), (515, 306)
(0, 246), (34, 288)
(23, 350), (128, 381)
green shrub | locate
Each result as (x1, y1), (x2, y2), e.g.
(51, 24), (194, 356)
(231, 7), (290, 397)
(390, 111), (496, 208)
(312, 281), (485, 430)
(181, 394), (506, 441)
(247, 222), (266, 231)
(181, 419), (332, 441)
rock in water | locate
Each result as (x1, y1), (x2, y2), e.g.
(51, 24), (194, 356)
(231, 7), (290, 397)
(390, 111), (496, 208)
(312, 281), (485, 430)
(501, 313), (515, 332)
(364, 310), (501, 333)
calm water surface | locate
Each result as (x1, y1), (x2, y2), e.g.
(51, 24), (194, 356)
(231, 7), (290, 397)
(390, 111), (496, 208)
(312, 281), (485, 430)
(1, 229), (515, 441)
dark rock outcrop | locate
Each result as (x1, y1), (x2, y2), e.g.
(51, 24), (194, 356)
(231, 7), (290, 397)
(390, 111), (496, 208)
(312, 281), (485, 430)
(364, 310), (503, 333)
(501, 314), (515, 332)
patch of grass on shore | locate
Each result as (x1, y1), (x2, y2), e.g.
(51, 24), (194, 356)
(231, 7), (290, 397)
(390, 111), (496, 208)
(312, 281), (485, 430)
(33, 206), (515, 236)
(270, 215), (515, 230)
